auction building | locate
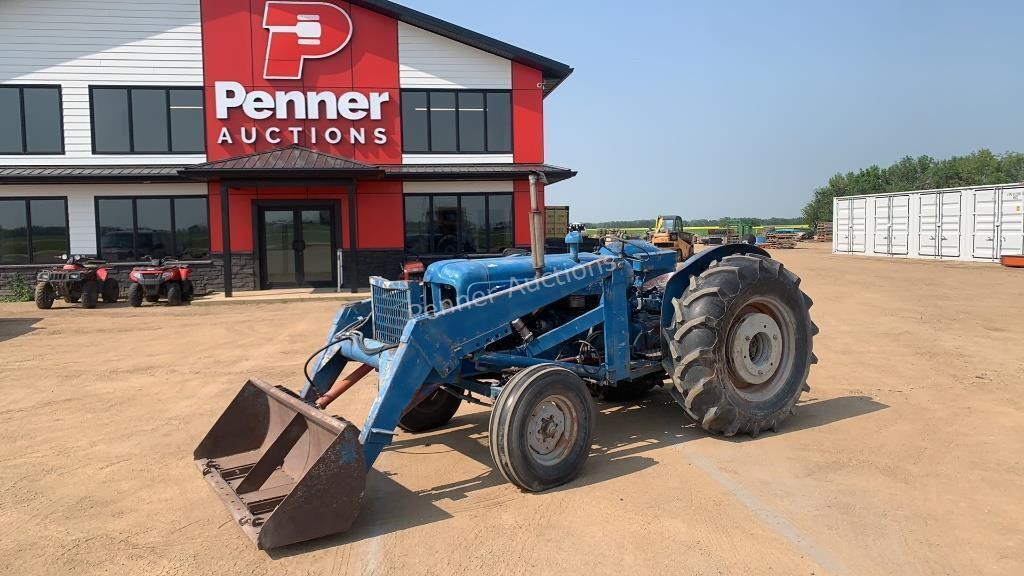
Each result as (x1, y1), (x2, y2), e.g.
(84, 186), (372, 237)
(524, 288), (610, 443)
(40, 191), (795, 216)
(0, 0), (575, 294)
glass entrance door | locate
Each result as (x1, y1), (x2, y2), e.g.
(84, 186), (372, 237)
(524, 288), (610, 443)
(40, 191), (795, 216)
(259, 206), (336, 288)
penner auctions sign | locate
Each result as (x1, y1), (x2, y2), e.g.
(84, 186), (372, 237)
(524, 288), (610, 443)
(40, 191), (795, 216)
(212, 1), (395, 148)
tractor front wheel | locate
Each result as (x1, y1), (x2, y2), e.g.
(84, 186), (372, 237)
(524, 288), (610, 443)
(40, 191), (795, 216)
(80, 281), (99, 309)
(127, 283), (143, 307)
(666, 253), (817, 437)
(34, 282), (55, 309)
(398, 388), (462, 432)
(489, 365), (595, 492)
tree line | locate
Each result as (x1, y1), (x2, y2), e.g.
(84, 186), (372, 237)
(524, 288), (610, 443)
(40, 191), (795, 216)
(802, 149), (1024, 225)
(583, 216), (805, 229)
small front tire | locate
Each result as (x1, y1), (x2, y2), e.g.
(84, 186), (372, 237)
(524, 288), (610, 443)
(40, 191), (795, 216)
(398, 388), (462, 432)
(102, 278), (119, 303)
(127, 283), (143, 308)
(166, 282), (182, 306)
(80, 281), (99, 309)
(34, 282), (55, 310)
(489, 365), (595, 492)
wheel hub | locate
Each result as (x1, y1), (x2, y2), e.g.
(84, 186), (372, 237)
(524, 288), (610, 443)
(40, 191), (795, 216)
(527, 395), (576, 465)
(729, 312), (784, 386)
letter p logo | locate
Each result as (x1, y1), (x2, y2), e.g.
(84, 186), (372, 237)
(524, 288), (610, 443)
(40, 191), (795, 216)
(263, 1), (353, 80)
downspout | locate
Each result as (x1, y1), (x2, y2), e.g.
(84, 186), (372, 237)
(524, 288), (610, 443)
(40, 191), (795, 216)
(529, 172), (548, 278)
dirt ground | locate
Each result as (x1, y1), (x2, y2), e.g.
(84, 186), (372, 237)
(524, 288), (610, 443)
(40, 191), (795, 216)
(1, 243), (1022, 576)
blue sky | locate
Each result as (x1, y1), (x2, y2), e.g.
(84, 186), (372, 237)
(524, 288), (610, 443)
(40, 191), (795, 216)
(398, 0), (1024, 221)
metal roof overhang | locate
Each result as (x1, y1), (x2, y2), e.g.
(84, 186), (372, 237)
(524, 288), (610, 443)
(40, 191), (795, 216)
(350, 0), (573, 95)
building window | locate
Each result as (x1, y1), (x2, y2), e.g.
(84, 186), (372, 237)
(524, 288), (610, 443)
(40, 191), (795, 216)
(401, 91), (512, 154)
(96, 196), (209, 261)
(0, 198), (69, 264)
(404, 193), (513, 255)
(0, 86), (64, 155)
(90, 87), (205, 154)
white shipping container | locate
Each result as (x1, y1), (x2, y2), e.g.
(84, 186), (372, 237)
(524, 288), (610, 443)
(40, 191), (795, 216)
(832, 183), (1024, 262)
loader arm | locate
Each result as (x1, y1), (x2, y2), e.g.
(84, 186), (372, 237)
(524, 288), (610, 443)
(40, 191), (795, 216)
(313, 257), (633, 467)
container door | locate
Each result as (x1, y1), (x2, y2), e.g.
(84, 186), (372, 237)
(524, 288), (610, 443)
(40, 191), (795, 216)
(998, 187), (1024, 256)
(918, 193), (939, 257)
(939, 192), (962, 257)
(973, 189), (998, 259)
(889, 195), (910, 255)
(835, 199), (852, 252)
(873, 196), (892, 254)
(850, 198), (867, 252)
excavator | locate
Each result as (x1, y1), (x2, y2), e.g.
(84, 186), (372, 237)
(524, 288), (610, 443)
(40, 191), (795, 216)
(648, 215), (695, 261)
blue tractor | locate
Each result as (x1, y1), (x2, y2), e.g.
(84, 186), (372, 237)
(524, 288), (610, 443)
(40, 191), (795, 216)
(195, 228), (817, 549)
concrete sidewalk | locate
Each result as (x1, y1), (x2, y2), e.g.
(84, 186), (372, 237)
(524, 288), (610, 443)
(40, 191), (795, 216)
(191, 287), (368, 306)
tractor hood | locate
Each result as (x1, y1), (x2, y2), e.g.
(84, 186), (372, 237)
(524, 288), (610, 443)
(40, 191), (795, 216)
(423, 252), (605, 299)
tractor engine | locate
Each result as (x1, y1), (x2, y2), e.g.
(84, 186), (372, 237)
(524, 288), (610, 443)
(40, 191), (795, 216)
(419, 240), (677, 362)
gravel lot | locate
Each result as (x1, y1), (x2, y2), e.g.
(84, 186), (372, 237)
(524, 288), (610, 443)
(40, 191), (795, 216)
(1, 242), (1022, 576)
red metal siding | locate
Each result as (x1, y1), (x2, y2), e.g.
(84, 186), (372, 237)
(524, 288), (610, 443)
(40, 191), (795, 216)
(512, 62), (544, 164)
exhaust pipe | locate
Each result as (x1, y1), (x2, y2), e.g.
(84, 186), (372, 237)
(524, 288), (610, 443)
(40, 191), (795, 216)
(529, 171), (548, 278)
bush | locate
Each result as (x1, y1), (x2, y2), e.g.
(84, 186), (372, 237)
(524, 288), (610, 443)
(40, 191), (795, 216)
(0, 275), (34, 303)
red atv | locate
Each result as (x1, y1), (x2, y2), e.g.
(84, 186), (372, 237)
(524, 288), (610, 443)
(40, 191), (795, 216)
(127, 256), (194, 307)
(35, 254), (119, 309)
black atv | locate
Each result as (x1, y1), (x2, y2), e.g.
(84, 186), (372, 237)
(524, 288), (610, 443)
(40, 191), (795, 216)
(35, 255), (120, 309)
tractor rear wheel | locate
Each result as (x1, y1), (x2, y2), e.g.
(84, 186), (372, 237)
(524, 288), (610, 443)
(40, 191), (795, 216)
(127, 283), (143, 307)
(398, 388), (462, 432)
(102, 278), (119, 303)
(666, 253), (817, 437)
(80, 280), (99, 309)
(34, 282), (55, 309)
(489, 365), (594, 492)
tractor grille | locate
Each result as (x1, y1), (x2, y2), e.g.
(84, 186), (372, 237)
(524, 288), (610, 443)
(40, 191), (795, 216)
(45, 271), (69, 282)
(369, 277), (422, 345)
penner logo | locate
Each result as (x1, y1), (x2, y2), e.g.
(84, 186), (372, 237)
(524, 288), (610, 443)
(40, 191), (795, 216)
(263, 1), (353, 80)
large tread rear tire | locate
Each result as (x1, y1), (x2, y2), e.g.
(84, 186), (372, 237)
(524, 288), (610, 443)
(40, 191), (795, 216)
(666, 253), (817, 437)
(34, 282), (55, 309)
(80, 280), (99, 309)
(398, 388), (462, 432)
(489, 365), (595, 492)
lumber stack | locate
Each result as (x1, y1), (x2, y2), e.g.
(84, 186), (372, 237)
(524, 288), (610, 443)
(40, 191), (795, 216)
(815, 222), (833, 242)
(764, 232), (801, 249)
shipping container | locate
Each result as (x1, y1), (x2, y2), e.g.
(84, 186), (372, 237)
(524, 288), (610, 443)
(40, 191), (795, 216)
(545, 206), (570, 240)
(832, 183), (1024, 262)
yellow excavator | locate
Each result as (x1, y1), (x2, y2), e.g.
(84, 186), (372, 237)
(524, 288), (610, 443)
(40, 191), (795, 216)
(649, 215), (695, 261)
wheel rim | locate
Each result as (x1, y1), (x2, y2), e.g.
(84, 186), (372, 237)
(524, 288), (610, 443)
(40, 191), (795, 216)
(726, 297), (796, 401)
(526, 394), (578, 466)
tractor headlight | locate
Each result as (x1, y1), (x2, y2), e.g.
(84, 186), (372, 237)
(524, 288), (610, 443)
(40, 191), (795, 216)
(161, 271), (174, 280)
(37, 271), (49, 280)
(69, 272), (81, 280)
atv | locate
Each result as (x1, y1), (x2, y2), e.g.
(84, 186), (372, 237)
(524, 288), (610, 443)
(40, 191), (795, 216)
(35, 254), (120, 309)
(127, 256), (194, 307)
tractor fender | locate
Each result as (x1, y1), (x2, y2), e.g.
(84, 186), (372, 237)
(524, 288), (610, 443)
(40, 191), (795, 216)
(659, 244), (770, 329)
(97, 267), (109, 282)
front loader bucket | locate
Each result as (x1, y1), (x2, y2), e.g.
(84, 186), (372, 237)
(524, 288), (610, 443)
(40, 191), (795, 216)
(194, 378), (366, 549)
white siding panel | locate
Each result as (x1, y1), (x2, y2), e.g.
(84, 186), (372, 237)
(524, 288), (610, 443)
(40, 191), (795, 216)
(402, 154), (514, 165)
(0, 0), (204, 166)
(0, 183), (207, 254)
(403, 181), (514, 194)
(398, 22), (511, 89)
